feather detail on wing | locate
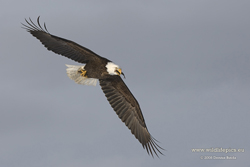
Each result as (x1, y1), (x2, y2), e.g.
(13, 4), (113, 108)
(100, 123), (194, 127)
(99, 76), (163, 157)
(22, 17), (108, 64)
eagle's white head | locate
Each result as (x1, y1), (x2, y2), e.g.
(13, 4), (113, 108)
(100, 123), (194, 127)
(106, 62), (125, 78)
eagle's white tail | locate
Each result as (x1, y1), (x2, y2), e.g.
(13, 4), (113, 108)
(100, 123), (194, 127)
(65, 64), (98, 86)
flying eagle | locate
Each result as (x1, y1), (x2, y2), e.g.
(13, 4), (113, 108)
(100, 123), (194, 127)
(22, 17), (163, 157)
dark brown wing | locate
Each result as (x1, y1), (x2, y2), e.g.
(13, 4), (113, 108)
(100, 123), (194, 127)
(22, 17), (108, 64)
(99, 76), (163, 157)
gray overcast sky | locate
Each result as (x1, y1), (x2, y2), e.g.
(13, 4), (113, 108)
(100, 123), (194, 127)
(1, 0), (250, 166)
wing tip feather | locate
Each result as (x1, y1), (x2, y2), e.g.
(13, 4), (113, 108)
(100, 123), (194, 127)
(21, 16), (50, 34)
(143, 135), (165, 158)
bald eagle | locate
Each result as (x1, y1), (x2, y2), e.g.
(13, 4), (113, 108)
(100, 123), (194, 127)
(22, 17), (163, 157)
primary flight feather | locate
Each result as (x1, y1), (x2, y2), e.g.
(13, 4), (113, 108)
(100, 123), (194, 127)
(22, 17), (163, 157)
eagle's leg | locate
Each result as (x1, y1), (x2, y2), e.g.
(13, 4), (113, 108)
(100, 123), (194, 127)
(78, 69), (87, 78)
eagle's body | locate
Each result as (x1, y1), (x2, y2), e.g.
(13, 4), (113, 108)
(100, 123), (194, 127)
(22, 17), (163, 157)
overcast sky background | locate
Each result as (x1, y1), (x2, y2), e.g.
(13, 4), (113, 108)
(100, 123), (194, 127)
(1, 1), (250, 166)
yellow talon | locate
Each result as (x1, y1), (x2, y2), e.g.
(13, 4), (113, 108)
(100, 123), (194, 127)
(79, 69), (87, 77)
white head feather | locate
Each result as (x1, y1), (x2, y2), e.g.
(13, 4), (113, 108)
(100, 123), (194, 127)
(106, 62), (121, 75)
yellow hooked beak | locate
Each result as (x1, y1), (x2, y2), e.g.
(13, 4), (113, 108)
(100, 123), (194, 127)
(116, 69), (122, 75)
(115, 68), (126, 78)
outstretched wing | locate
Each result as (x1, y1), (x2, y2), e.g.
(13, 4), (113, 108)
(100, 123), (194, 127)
(22, 17), (108, 64)
(99, 76), (163, 157)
